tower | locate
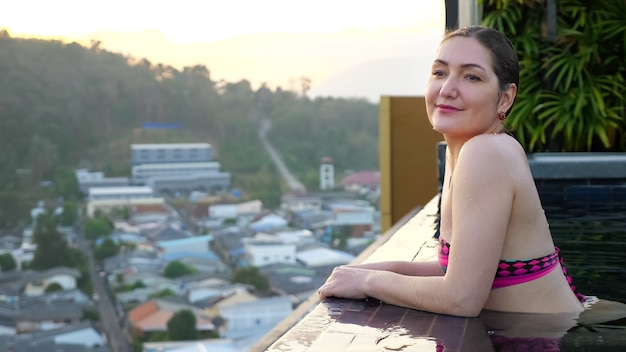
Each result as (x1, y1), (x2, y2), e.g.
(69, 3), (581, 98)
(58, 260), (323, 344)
(319, 156), (335, 191)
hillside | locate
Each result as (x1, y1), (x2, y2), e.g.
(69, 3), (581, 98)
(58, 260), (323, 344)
(0, 32), (379, 227)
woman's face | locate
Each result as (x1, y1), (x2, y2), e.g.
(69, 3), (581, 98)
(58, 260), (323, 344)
(425, 36), (514, 138)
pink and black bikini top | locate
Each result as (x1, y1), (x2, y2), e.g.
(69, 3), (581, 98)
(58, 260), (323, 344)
(438, 237), (587, 303)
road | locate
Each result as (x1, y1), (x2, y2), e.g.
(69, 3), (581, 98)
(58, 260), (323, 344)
(258, 118), (307, 193)
(80, 238), (133, 352)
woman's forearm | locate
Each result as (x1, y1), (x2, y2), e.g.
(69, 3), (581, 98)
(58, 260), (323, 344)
(348, 260), (444, 277)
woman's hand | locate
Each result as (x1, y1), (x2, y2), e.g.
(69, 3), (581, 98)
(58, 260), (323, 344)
(318, 265), (371, 300)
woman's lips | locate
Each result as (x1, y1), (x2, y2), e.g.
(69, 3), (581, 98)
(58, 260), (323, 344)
(436, 104), (461, 113)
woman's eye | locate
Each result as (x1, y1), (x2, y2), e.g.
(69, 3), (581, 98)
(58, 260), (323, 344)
(466, 74), (481, 81)
(432, 70), (445, 77)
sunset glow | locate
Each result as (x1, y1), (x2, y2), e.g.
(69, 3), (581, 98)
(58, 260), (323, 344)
(2, 0), (444, 42)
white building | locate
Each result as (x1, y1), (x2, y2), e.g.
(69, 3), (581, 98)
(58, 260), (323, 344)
(296, 247), (355, 267)
(209, 200), (263, 219)
(218, 295), (293, 338)
(319, 156), (335, 191)
(244, 239), (296, 267)
(88, 186), (154, 202)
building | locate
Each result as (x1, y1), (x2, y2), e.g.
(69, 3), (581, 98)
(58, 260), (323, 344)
(341, 171), (380, 193)
(243, 238), (296, 267)
(130, 144), (231, 196)
(319, 156), (335, 191)
(131, 162), (221, 184)
(88, 186), (154, 202)
(131, 143), (212, 165)
(146, 173), (231, 196)
(75, 168), (129, 195)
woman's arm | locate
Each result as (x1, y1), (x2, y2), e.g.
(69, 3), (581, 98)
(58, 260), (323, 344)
(346, 260), (444, 277)
(319, 136), (515, 317)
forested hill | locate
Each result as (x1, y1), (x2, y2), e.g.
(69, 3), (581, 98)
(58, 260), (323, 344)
(0, 32), (379, 225)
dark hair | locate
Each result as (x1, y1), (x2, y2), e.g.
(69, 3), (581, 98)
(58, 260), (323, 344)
(443, 26), (519, 114)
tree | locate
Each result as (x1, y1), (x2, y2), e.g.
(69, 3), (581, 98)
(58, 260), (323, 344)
(148, 288), (176, 299)
(83, 217), (113, 240)
(94, 237), (119, 260)
(0, 253), (17, 272)
(163, 261), (195, 278)
(53, 167), (80, 200)
(31, 214), (73, 270)
(231, 267), (270, 294)
(167, 309), (197, 341)
(0, 188), (29, 228)
(60, 201), (79, 226)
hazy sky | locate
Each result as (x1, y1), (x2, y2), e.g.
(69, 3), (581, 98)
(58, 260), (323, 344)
(3, 0), (444, 43)
(2, 1), (446, 100)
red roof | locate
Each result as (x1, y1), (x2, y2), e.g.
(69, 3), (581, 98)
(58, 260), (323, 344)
(341, 171), (380, 186)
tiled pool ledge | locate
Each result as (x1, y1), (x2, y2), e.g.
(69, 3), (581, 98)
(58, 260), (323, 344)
(250, 196), (491, 352)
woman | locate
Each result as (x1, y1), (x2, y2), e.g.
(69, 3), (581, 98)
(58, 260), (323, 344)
(318, 26), (587, 317)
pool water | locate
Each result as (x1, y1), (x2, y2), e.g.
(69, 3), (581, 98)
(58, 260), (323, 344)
(542, 200), (626, 351)
(545, 201), (626, 304)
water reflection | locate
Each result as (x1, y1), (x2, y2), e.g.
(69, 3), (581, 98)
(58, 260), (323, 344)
(321, 298), (626, 352)
(479, 310), (579, 351)
(545, 201), (626, 303)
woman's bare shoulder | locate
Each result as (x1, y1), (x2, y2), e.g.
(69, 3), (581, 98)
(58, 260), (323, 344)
(460, 133), (526, 162)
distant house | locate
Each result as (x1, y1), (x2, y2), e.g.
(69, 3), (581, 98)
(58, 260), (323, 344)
(280, 194), (323, 213)
(103, 250), (163, 275)
(146, 223), (191, 242)
(249, 214), (288, 232)
(157, 235), (213, 255)
(0, 321), (107, 351)
(15, 301), (83, 333)
(243, 237), (296, 267)
(296, 247), (355, 267)
(181, 279), (250, 305)
(161, 251), (227, 275)
(216, 295), (292, 339)
(341, 170), (380, 193)
(23, 267), (81, 297)
(128, 299), (214, 337)
(209, 200), (263, 219)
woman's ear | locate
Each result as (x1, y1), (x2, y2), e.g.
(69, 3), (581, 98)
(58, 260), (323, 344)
(499, 83), (517, 113)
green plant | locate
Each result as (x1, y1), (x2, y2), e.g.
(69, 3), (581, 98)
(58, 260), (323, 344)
(482, 0), (626, 151)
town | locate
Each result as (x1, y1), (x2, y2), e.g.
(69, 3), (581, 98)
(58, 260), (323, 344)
(0, 141), (382, 352)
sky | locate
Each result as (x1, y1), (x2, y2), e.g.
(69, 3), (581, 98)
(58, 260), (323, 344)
(2, 1), (446, 100)
(3, 0), (444, 43)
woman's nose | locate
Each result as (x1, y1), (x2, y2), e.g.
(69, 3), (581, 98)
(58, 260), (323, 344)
(439, 77), (458, 98)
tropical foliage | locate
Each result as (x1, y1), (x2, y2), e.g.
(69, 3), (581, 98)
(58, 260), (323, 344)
(482, 0), (626, 151)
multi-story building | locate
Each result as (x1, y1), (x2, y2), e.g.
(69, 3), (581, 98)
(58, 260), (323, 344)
(130, 143), (212, 165)
(130, 143), (231, 196)
(131, 162), (220, 184)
